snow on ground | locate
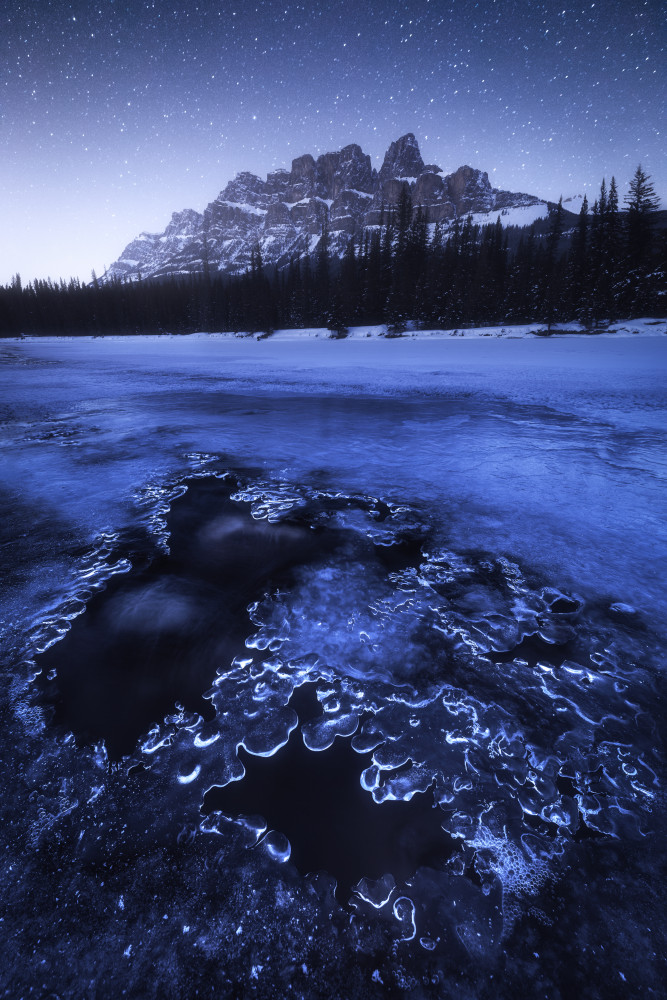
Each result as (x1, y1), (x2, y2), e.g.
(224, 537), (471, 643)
(468, 202), (550, 228)
(562, 194), (585, 212)
(9, 318), (665, 346)
(231, 318), (667, 340)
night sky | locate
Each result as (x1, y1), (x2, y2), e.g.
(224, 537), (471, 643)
(3, 0), (665, 284)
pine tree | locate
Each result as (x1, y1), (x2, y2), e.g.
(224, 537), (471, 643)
(606, 177), (621, 319)
(568, 194), (589, 324)
(625, 165), (660, 215)
(396, 185), (413, 253)
(477, 215), (507, 323)
(335, 237), (358, 332)
(314, 217), (331, 322)
(625, 165), (660, 263)
(624, 165), (661, 314)
(589, 180), (612, 326)
(363, 229), (383, 323)
(543, 197), (564, 329)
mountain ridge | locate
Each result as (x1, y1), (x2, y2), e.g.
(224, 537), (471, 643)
(104, 133), (546, 283)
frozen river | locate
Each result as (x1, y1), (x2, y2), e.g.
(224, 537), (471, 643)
(0, 333), (665, 998)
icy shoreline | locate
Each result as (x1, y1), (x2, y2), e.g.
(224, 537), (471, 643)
(255, 318), (667, 341)
(5, 316), (666, 343)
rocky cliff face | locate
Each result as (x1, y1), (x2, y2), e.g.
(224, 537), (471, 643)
(378, 133), (425, 184)
(105, 134), (544, 282)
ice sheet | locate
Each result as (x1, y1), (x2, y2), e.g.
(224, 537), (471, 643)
(0, 330), (665, 998)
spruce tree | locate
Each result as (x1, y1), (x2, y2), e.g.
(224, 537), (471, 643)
(568, 195), (589, 324)
(543, 197), (564, 330)
(589, 181), (611, 326)
(606, 177), (621, 319)
(363, 229), (383, 324)
(337, 237), (358, 329)
(624, 165), (661, 313)
(315, 217), (331, 322)
(625, 165), (660, 263)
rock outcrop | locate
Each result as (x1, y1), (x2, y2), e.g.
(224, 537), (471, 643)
(378, 132), (425, 184)
(104, 133), (545, 282)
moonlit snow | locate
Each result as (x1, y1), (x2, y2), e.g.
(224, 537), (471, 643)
(0, 327), (665, 998)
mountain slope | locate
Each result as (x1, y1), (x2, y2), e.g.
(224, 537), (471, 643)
(104, 134), (545, 282)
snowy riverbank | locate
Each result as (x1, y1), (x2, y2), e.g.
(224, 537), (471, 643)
(5, 316), (666, 343)
(262, 317), (667, 340)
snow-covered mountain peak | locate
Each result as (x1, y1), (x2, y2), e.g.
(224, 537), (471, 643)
(378, 133), (426, 185)
(104, 134), (546, 283)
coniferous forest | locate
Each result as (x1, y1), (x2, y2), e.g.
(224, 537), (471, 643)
(2, 168), (664, 338)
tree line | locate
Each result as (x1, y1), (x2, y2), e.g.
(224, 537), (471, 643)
(1, 165), (663, 338)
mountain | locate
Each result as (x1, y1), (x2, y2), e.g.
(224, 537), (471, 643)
(104, 133), (546, 282)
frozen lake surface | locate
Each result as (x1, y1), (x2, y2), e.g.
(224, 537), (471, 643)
(0, 333), (665, 998)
